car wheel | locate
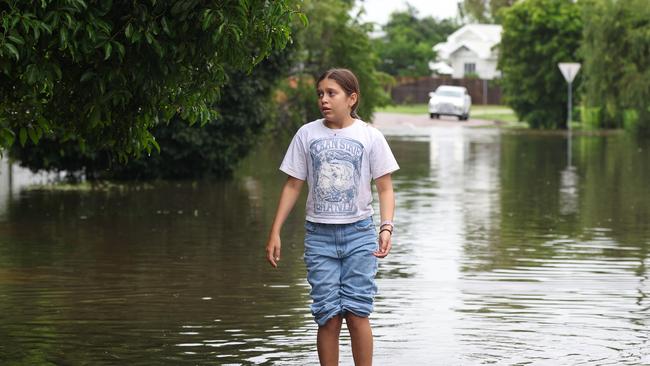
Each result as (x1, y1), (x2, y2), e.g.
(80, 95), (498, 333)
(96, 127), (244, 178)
(430, 113), (437, 119)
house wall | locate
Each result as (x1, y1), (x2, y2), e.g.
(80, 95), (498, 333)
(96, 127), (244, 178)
(449, 48), (500, 79)
(450, 48), (476, 78)
(436, 25), (503, 80)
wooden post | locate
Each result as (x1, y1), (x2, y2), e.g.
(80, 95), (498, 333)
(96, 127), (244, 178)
(482, 79), (488, 105)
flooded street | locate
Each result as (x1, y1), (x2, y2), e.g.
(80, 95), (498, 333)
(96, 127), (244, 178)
(0, 126), (648, 365)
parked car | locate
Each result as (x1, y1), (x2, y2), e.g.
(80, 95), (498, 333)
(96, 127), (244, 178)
(428, 85), (472, 120)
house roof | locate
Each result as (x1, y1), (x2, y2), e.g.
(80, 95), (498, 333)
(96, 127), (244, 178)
(434, 24), (502, 60)
(428, 61), (454, 75)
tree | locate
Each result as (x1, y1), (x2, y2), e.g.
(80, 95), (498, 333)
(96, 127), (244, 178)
(580, 0), (650, 132)
(273, 0), (391, 133)
(10, 50), (293, 179)
(498, 0), (582, 129)
(459, 0), (517, 24)
(374, 5), (458, 77)
(0, 0), (301, 159)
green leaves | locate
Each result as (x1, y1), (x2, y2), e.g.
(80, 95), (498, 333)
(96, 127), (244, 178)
(499, 0), (582, 129)
(17, 125), (46, 146)
(581, 0), (650, 132)
(3, 43), (20, 60)
(375, 7), (458, 77)
(124, 23), (133, 38)
(7, 34), (25, 45)
(19, 127), (27, 146)
(0, 127), (15, 147)
(0, 0), (302, 160)
(103, 42), (112, 60)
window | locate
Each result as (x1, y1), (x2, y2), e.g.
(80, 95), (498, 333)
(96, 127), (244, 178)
(464, 63), (476, 76)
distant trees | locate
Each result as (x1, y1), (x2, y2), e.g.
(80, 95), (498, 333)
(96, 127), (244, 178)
(459, 0), (517, 24)
(498, 0), (650, 133)
(373, 5), (458, 77)
(498, 0), (582, 129)
(0, 0), (300, 159)
(273, 0), (390, 133)
(580, 0), (650, 132)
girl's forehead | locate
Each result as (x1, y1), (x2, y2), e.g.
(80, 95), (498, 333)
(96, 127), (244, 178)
(317, 78), (344, 90)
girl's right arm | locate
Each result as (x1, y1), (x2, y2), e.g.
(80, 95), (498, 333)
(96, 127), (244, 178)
(265, 176), (304, 268)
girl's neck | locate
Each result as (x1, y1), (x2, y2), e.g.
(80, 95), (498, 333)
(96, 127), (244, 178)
(324, 115), (356, 130)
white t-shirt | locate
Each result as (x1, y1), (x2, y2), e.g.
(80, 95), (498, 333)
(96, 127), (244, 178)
(280, 118), (399, 224)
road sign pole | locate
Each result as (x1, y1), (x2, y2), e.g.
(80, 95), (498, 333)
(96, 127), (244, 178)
(558, 62), (581, 168)
(566, 82), (573, 167)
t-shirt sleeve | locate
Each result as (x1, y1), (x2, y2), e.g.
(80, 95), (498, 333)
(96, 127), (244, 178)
(370, 129), (400, 179)
(279, 131), (308, 180)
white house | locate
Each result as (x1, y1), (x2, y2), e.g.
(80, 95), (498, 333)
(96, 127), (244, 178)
(430, 24), (503, 79)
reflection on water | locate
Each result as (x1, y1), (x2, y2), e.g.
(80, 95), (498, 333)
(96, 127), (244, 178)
(0, 129), (649, 365)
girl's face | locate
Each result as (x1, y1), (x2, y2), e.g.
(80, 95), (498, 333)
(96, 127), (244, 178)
(317, 78), (357, 124)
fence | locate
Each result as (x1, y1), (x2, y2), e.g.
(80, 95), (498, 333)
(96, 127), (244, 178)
(390, 77), (502, 105)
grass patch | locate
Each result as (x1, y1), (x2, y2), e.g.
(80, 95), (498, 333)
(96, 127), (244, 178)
(471, 112), (520, 124)
(377, 104), (521, 123)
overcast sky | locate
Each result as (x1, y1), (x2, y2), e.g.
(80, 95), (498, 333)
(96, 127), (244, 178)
(354, 0), (462, 26)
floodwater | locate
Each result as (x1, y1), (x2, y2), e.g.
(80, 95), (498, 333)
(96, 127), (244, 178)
(0, 127), (648, 365)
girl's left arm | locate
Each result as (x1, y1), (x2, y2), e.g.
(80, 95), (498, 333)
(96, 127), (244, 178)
(374, 173), (395, 258)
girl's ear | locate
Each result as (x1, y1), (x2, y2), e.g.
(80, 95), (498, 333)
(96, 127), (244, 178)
(348, 92), (358, 108)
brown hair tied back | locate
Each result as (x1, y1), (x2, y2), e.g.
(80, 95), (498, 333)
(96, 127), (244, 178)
(317, 68), (361, 119)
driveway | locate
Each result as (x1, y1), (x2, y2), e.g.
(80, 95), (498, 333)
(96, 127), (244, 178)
(371, 112), (499, 136)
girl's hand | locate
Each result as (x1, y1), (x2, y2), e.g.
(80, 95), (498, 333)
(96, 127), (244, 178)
(374, 230), (392, 258)
(266, 234), (282, 268)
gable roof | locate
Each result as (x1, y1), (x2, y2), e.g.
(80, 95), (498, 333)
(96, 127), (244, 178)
(450, 24), (502, 44)
(434, 24), (502, 60)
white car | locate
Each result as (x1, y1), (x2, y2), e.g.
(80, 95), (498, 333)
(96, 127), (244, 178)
(428, 85), (472, 121)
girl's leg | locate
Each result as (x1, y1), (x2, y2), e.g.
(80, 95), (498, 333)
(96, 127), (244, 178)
(345, 313), (373, 366)
(317, 314), (343, 366)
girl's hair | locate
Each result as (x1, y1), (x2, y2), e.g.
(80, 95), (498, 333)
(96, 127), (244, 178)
(317, 68), (361, 119)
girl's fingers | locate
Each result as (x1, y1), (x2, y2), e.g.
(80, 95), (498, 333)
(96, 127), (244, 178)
(266, 246), (281, 268)
(373, 239), (391, 258)
(273, 247), (281, 263)
(266, 247), (278, 268)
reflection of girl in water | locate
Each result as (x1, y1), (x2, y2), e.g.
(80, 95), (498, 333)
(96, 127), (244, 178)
(316, 158), (355, 202)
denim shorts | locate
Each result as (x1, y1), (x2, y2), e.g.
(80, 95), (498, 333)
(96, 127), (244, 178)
(303, 216), (379, 326)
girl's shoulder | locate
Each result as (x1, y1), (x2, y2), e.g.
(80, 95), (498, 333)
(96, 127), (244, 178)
(298, 119), (324, 132)
(357, 120), (384, 138)
(292, 119), (323, 138)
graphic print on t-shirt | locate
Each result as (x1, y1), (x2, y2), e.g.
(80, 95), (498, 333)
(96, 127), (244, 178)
(309, 137), (364, 216)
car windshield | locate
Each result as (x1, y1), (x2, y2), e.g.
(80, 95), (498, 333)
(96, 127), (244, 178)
(436, 90), (463, 98)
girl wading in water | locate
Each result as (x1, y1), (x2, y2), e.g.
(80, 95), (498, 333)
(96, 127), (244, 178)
(265, 68), (399, 366)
